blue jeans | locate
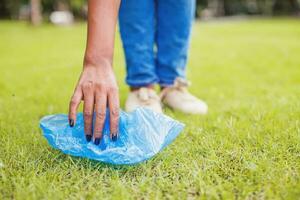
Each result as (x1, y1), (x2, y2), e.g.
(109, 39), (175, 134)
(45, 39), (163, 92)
(119, 0), (195, 87)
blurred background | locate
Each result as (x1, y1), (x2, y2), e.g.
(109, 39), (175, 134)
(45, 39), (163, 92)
(1, 1), (300, 198)
(0, 0), (299, 25)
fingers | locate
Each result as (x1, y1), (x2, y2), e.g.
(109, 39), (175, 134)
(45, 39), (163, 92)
(93, 92), (107, 145)
(70, 79), (119, 145)
(69, 87), (83, 127)
(82, 82), (94, 142)
(108, 88), (120, 141)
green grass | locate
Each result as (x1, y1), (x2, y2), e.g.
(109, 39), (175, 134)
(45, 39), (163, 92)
(0, 18), (300, 199)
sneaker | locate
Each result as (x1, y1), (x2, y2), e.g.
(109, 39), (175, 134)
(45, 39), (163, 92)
(125, 87), (163, 113)
(160, 77), (208, 115)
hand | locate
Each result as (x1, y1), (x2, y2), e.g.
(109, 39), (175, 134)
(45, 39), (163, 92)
(68, 59), (119, 144)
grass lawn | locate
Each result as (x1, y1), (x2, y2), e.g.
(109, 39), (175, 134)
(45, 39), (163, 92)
(0, 18), (300, 199)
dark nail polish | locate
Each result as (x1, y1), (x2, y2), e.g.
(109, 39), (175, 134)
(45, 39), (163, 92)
(94, 138), (100, 145)
(86, 135), (92, 142)
(69, 119), (74, 127)
(112, 134), (118, 141)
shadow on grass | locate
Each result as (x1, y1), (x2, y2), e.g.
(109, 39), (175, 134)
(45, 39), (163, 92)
(43, 147), (160, 173)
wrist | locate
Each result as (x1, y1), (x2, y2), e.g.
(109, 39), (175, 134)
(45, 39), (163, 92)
(83, 53), (112, 68)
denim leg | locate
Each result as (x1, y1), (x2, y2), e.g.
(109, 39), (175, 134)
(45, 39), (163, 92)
(156, 0), (196, 86)
(119, 0), (157, 87)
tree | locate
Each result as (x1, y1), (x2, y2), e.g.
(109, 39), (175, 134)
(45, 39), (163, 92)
(30, 0), (42, 25)
(208, 0), (225, 16)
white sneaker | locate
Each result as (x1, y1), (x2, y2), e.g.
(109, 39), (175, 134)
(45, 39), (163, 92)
(160, 77), (208, 115)
(125, 87), (163, 113)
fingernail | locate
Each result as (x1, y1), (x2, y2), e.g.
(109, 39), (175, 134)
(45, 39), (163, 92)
(86, 135), (92, 142)
(94, 138), (100, 145)
(112, 134), (118, 141)
(69, 119), (74, 127)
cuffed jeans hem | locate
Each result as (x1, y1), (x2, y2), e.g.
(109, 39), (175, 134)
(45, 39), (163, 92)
(158, 76), (186, 87)
(159, 82), (174, 87)
(126, 79), (159, 87)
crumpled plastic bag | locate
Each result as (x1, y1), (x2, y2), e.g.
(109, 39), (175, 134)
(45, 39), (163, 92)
(40, 108), (184, 165)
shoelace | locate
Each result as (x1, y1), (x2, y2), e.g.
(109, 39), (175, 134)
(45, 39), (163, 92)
(160, 77), (191, 100)
(173, 77), (191, 89)
(137, 88), (159, 104)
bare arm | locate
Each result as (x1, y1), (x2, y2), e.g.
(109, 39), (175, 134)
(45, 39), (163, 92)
(84, 0), (120, 65)
(69, 0), (121, 144)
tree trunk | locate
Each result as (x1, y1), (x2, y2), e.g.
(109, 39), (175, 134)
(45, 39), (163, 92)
(30, 0), (42, 25)
(208, 0), (225, 17)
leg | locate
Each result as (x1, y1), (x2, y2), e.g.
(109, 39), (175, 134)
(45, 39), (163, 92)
(156, 0), (207, 115)
(156, 0), (196, 86)
(119, 0), (157, 87)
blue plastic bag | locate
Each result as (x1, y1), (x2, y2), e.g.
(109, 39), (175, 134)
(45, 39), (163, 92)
(40, 108), (184, 165)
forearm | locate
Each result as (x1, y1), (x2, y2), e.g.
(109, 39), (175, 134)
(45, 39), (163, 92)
(84, 0), (121, 66)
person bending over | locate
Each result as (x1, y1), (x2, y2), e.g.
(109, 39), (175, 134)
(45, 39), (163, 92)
(68, 0), (207, 144)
